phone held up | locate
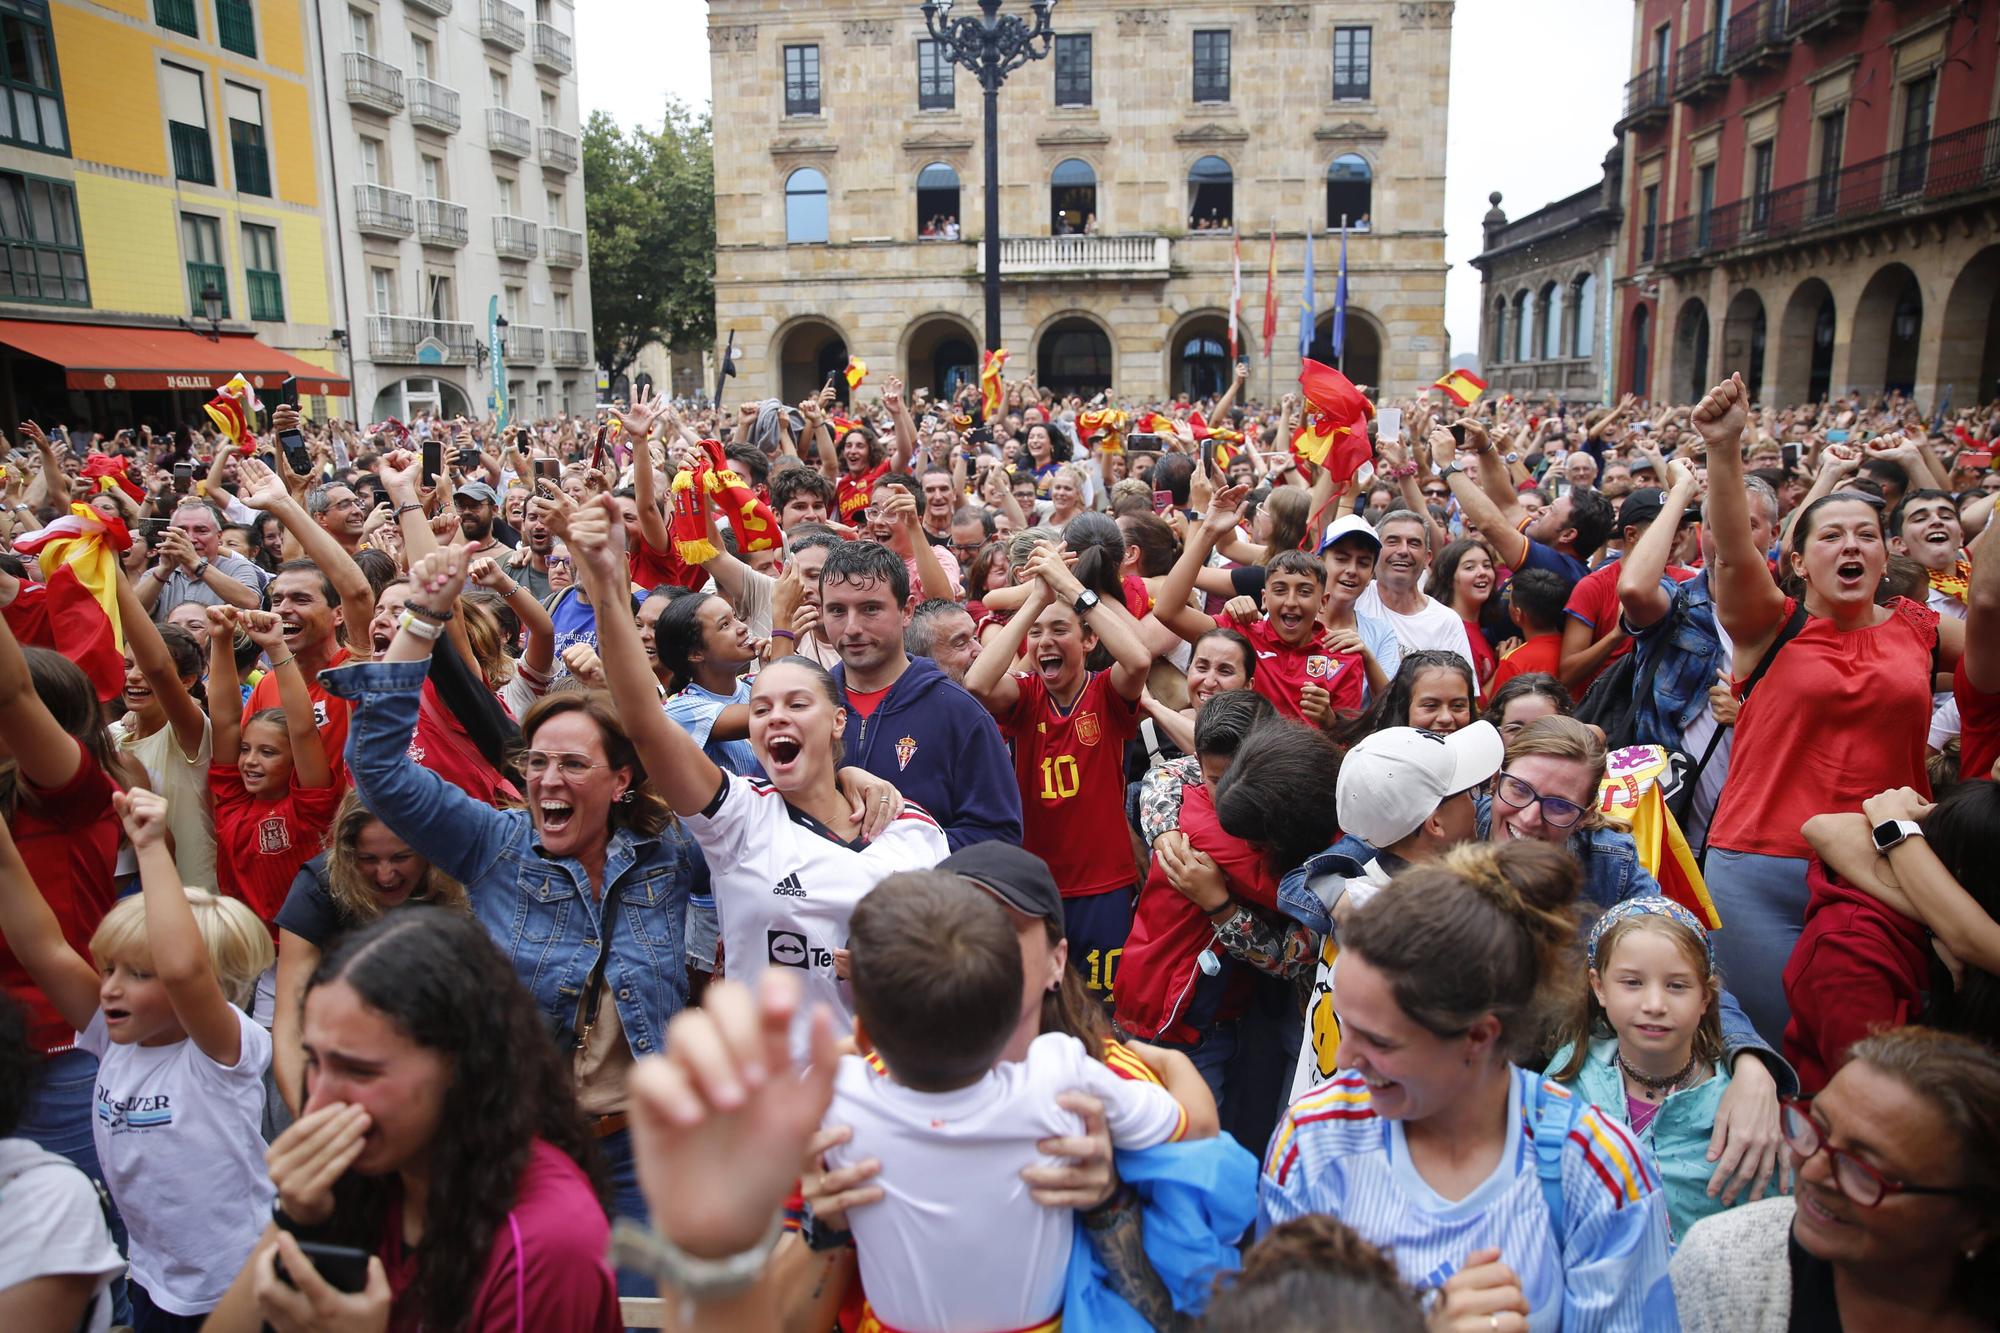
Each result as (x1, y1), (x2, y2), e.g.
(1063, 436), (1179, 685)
(277, 377), (312, 477)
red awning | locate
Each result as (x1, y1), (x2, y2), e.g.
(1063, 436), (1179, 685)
(0, 318), (350, 396)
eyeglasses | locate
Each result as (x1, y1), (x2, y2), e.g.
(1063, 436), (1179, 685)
(1494, 772), (1588, 828)
(1781, 1098), (1977, 1209)
(523, 751), (609, 780)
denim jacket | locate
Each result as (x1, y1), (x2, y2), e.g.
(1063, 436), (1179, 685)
(1626, 571), (1726, 747)
(322, 659), (705, 1059)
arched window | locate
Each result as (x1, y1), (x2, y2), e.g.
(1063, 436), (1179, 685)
(1629, 305), (1651, 397)
(1513, 290), (1531, 363)
(1571, 273), (1595, 358)
(1492, 298), (1508, 364)
(915, 162), (961, 239)
(1188, 155), (1232, 230)
(1050, 158), (1096, 234)
(785, 167), (828, 244)
(1327, 154), (1372, 231)
(1536, 283), (1559, 360)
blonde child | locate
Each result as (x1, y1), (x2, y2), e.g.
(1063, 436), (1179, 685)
(1545, 896), (1735, 1239)
(0, 788), (274, 1331)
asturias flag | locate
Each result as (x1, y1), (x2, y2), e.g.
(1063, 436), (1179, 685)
(980, 348), (1008, 422)
(1433, 369), (1490, 408)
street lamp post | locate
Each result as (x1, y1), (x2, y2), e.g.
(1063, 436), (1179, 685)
(920, 0), (1057, 352)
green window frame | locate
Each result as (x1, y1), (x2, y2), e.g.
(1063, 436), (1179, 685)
(0, 1), (70, 155)
(154, 0), (198, 37)
(181, 211), (229, 318)
(215, 0), (255, 56)
(0, 170), (87, 305)
(242, 222), (282, 322)
(170, 119), (213, 185)
(230, 118), (269, 196)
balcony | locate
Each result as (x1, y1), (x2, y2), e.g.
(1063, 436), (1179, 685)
(544, 226), (584, 268)
(531, 21), (573, 74)
(505, 323), (546, 362)
(417, 197), (468, 248)
(406, 0), (452, 15)
(486, 107), (531, 157)
(1671, 29), (1726, 101)
(539, 125), (579, 173)
(408, 78), (460, 134)
(479, 0), (526, 50)
(353, 183), (415, 237)
(493, 214), (539, 259)
(1788, 0), (1869, 39)
(369, 314), (477, 364)
(1656, 116), (2000, 265)
(1723, 0), (1789, 73)
(552, 328), (589, 366)
(1620, 65), (1671, 129)
(976, 234), (1172, 278)
(344, 52), (405, 115)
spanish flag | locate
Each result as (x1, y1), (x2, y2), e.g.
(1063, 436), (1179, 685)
(10, 503), (131, 702)
(844, 356), (868, 390)
(1432, 369), (1488, 408)
(980, 348), (1008, 422)
(1293, 359), (1375, 484)
(1077, 407), (1128, 453)
(203, 372), (258, 446)
(1596, 744), (1722, 929)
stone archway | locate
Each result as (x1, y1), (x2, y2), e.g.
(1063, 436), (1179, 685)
(773, 317), (850, 406)
(1034, 312), (1114, 397)
(1774, 278), (1837, 406)
(1852, 263), (1923, 397)
(1166, 308), (1255, 400)
(1937, 245), (2000, 407)
(902, 312), (981, 402)
(1721, 288), (1768, 403)
(1672, 297), (1710, 403)
(1310, 307), (1383, 392)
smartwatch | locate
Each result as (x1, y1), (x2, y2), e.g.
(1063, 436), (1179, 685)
(1072, 588), (1100, 617)
(1871, 819), (1923, 853)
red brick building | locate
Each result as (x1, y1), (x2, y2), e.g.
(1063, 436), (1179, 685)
(1613, 0), (1999, 408)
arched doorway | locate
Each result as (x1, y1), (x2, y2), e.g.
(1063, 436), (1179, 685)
(904, 314), (980, 401)
(1722, 289), (1767, 403)
(1853, 264), (1923, 397)
(1311, 309), (1381, 391)
(371, 375), (472, 424)
(1938, 246), (2000, 407)
(1168, 311), (1244, 398)
(1628, 305), (1651, 397)
(1036, 315), (1113, 396)
(775, 318), (849, 405)
(1673, 298), (1710, 403)
(1050, 159), (1095, 234)
(1775, 278), (1837, 405)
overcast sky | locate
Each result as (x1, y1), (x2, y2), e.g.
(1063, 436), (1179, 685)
(575, 1), (1632, 359)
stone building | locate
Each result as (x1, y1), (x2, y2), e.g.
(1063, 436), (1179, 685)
(1468, 149), (1623, 403)
(707, 0), (1453, 407)
(1613, 0), (2000, 408)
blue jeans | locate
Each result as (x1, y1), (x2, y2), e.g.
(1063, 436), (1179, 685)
(1161, 1019), (1237, 1118)
(21, 1048), (130, 1323)
(1707, 849), (1812, 1048)
(598, 1126), (653, 1302)
(128, 1281), (206, 1333)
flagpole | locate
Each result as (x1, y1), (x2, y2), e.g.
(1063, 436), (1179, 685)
(1335, 215), (1348, 375)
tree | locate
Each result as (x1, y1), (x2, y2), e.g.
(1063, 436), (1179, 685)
(583, 100), (715, 383)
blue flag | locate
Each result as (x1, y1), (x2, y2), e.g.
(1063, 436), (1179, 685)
(1298, 225), (1317, 363)
(1333, 221), (1349, 365)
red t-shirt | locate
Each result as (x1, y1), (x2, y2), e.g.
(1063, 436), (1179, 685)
(836, 461), (892, 522)
(630, 532), (706, 594)
(1956, 658), (2000, 783)
(209, 764), (342, 928)
(1460, 615), (1497, 686)
(845, 683), (893, 719)
(1224, 612), (1364, 724)
(1563, 560), (1698, 692)
(1489, 633), (1564, 691)
(2, 743), (119, 1054)
(999, 670), (1141, 897)
(243, 647), (352, 780)
(1711, 597), (1937, 859)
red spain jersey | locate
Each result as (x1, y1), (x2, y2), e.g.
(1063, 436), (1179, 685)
(998, 670), (1140, 898)
(1227, 613), (1364, 724)
(836, 461), (892, 522)
(630, 532), (706, 593)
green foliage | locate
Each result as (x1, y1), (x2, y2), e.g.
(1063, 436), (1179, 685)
(583, 100), (715, 380)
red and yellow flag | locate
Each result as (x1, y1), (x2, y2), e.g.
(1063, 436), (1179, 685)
(980, 348), (1008, 422)
(844, 356), (868, 390)
(1432, 369), (1489, 408)
(11, 503), (132, 702)
(1293, 359), (1376, 484)
(1596, 744), (1722, 929)
(203, 372), (258, 446)
(1077, 407), (1129, 453)
(698, 439), (783, 556)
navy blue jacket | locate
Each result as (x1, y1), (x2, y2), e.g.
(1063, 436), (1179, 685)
(833, 655), (1022, 851)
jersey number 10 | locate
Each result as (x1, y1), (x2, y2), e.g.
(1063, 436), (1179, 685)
(1038, 753), (1081, 800)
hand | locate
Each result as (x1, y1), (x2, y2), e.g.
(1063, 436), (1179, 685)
(1665, 457), (1698, 494)
(234, 454), (291, 511)
(1298, 680), (1334, 728)
(1026, 543), (1083, 602)
(800, 1124), (884, 1230)
(1706, 669), (1739, 727)
(1457, 417), (1489, 453)
(156, 525), (199, 571)
(18, 420), (48, 452)
(560, 643), (606, 687)
(467, 556), (515, 595)
(112, 788), (171, 849)
(1707, 1054), (1784, 1203)
(1201, 483), (1249, 539)
(1862, 786), (1934, 827)
(622, 382), (668, 441)
(1021, 1092), (1117, 1209)
(1429, 1248), (1528, 1333)
(565, 493), (630, 587)
(1222, 594), (1260, 624)
(1233, 361), (1249, 385)
(238, 608), (288, 654)
(1155, 830), (1229, 912)
(882, 376), (903, 414)
(1323, 627), (1364, 658)
(529, 484), (578, 542)
(877, 489), (920, 543)
(265, 1102), (372, 1227)
(798, 395), (823, 426)
(376, 448), (421, 500)
(837, 766), (905, 841)
(1280, 392), (1299, 415)
(1496, 635), (1524, 659)
(627, 970), (841, 1259)
(406, 547), (467, 617)
(1691, 373), (1751, 455)
(253, 1232), (392, 1333)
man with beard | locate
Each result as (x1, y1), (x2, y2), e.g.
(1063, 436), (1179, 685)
(454, 480), (516, 558)
(1350, 509), (1481, 684)
(1891, 489), (1972, 621)
(510, 505), (559, 602)
(1441, 420), (1614, 585)
(904, 598), (980, 684)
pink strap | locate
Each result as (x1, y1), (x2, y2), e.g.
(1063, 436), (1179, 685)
(510, 1212), (525, 1333)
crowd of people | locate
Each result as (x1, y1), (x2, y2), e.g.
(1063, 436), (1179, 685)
(1, 357), (1998, 1333)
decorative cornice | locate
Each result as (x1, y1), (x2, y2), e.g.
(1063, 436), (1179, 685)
(1174, 122), (1250, 145)
(902, 131), (975, 154)
(1035, 126), (1112, 148)
(769, 138), (838, 159)
(1314, 121), (1387, 143)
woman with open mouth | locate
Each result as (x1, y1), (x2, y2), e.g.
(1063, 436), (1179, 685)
(1697, 373), (1965, 1049)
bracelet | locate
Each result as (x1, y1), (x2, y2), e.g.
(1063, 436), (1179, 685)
(404, 601), (454, 623)
(771, 628), (797, 641)
(609, 1212), (783, 1304)
(393, 502), (423, 519)
(265, 654), (295, 671)
(190, 557), (211, 579)
(1386, 462), (1419, 481)
(397, 610), (446, 641)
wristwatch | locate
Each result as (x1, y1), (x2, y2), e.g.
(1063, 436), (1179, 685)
(1871, 819), (1924, 853)
(189, 557), (211, 580)
(1437, 463), (1465, 482)
(1072, 588), (1100, 617)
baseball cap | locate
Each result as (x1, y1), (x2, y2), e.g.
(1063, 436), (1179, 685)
(455, 480), (502, 507)
(937, 841), (1063, 929)
(1615, 487), (1667, 529)
(1335, 721), (1505, 848)
(1318, 513), (1384, 555)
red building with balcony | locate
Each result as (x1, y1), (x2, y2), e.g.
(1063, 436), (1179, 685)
(1613, 0), (1999, 408)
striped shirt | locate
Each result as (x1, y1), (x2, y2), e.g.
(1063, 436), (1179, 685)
(1260, 1066), (1678, 1332)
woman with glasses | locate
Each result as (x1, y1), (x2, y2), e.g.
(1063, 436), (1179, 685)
(1671, 1027), (2000, 1332)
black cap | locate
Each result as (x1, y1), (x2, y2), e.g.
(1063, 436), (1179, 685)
(1616, 487), (1667, 530)
(937, 841), (1063, 929)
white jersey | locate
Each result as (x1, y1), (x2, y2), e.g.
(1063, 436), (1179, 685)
(1354, 584), (1483, 695)
(688, 774), (948, 1054)
(826, 1032), (1187, 1332)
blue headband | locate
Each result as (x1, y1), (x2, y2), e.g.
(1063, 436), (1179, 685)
(1587, 895), (1715, 974)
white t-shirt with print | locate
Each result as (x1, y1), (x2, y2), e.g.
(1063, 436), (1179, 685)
(0, 1137), (125, 1332)
(76, 1006), (274, 1315)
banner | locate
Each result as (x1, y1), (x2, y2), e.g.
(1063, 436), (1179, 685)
(488, 295), (509, 429)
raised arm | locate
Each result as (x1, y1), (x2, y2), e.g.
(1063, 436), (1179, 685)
(234, 447), (373, 634)
(205, 605), (245, 766)
(963, 577), (1050, 715)
(0, 590), (81, 791)
(1152, 485), (1247, 645)
(237, 610), (331, 790)
(1438, 426), (1530, 571)
(469, 556), (554, 681)
(1618, 459), (1698, 632)
(117, 789), (246, 1066)
(621, 386), (675, 556)
(0, 814), (98, 1033)
(1695, 373), (1788, 656)
(1028, 546), (1152, 700)
(1966, 518), (2000, 692)
(116, 567), (207, 758)
(1210, 361), (1248, 421)
(881, 489), (955, 601)
(884, 377), (916, 474)
(21, 421), (70, 510)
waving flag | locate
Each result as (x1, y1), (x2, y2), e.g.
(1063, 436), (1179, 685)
(1298, 226), (1317, 363)
(1433, 369), (1489, 407)
(1597, 745), (1721, 928)
(700, 439), (782, 556)
(81, 453), (144, 505)
(10, 503), (132, 702)
(844, 356), (868, 390)
(1228, 228), (1242, 363)
(203, 372), (258, 446)
(1292, 358), (1375, 484)
(1077, 407), (1129, 453)
(980, 348), (1008, 422)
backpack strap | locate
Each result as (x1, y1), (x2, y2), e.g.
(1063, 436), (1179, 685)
(1532, 1079), (1582, 1246)
(1740, 600), (1810, 703)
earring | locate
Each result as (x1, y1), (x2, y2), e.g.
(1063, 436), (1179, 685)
(617, 790), (634, 804)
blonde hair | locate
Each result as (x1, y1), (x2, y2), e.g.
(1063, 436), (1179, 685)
(323, 790), (470, 927)
(459, 597), (515, 689)
(1503, 715), (1610, 831)
(1549, 912), (1722, 1082)
(89, 888), (274, 1010)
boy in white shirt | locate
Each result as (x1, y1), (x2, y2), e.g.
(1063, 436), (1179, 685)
(824, 871), (1188, 1333)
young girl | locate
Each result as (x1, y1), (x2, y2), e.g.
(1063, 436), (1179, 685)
(0, 789), (273, 1332)
(1431, 539), (1499, 688)
(1342, 650), (1478, 741)
(113, 569), (216, 890)
(1546, 896), (1733, 1240)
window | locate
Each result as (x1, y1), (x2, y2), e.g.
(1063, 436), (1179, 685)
(1640, 183), (1658, 262)
(784, 44), (820, 116)
(1192, 30), (1229, 103)
(0, 2), (69, 154)
(496, 174), (517, 213)
(1332, 27), (1370, 100)
(1814, 108), (1845, 217)
(155, 0), (198, 37)
(785, 166), (827, 243)
(915, 162), (959, 237)
(540, 90), (556, 124)
(163, 64), (213, 186)
(1053, 33), (1091, 106)
(535, 380), (549, 419)
(553, 289), (571, 327)
(347, 6), (371, 55)
(369, 265), (394, 314)
(216, 0), (255, 57)
(1512, 290), (1530, 362)
(489, 67), (508, 106)
(226, 84), (268, 197)
(357, 135), (382, 184)
(242, 222), (282, 321)
(1572, 273), (1595, 358)
(917, 38), (953, 110)
(1491, 299), (1507, 363)
(426, 271), (453, 321)
(545, 189), (563, 224)
(0, 171), (86, 304)
(1534, 284), (1555, 360)
(1896, 73), (1934, 196)
(1695, 163), (1716, 248)
(181, 212), (228, 317)
(1749, 139), (1774, 231)
(420, 152), (444, 198)
(1650, 23), (1670, 74)
(1050, 157), (1095, 234)
(410, 36), (432, 80)
(1326, 154), (1371, 230)
(504, 285), (521, 323)
(1187, 155), (1232, 229)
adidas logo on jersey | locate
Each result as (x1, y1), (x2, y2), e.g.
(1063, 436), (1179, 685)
(773, 872), (807, 898)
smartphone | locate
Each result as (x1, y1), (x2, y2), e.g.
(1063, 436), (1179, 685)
(1152, 489), (1173, 513)
(1960, 450), (1994, 469)
(535, 457), (560, 483)
(172, 461), (194, 495)
(589, 424), (609, 471)
(456, 447), (481, 470)
(1128, 433), (1167, 451)
(1825, 429), (1850, 444)
(276, 1241), (371, 1295)
(1781, 442), (1801, 470)
(1555, 481), (1573, 499)
(1376, 407), (1402, 441)
(1447, 422), (1468, 449)
(421, 437), (442, 488)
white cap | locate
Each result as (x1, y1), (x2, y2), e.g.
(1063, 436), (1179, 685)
(1336, 721), (1505, 849)
(1318, 513), (1383, 554)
